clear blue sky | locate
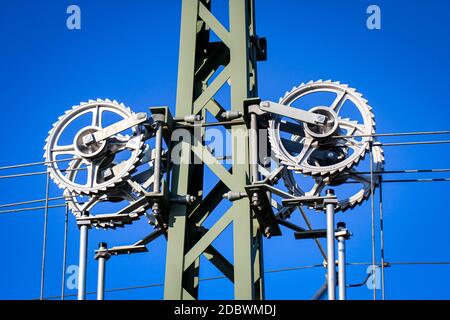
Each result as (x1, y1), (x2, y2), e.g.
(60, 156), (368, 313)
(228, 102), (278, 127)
(0, 0), (450, 300)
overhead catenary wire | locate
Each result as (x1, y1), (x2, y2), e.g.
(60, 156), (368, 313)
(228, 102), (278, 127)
(1, 128), (450, 300)
(38, 260), (450, 300)
(352, 168), (450, 175)
(0, 168), (448, 212)
(0, 157), (80, 171)
(330, 140), (450, 149)
(0, 130), (448, 172)
(39, 172), (50, 300)
(0, 195), (79, 209)
(41, 264), (326, 300)
(0, 167), (87, 180)
(0, 204), (67, 214)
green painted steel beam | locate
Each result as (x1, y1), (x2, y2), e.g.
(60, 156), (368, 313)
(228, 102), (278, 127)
(165, 0), (264, 300)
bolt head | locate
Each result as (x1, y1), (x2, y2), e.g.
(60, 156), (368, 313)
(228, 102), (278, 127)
(102, 168), (114, 179)
(82, 134), (95, 146)
(326, 151), (338, 160)
(337, 222), (346, 229)
(136, 112), (147, 119)
(261, 101), (270, 108)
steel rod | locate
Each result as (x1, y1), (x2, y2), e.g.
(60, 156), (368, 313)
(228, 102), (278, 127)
(96, 243), (107, 300)
(337, 223), (347, 301)
(331, 130), (450, 139)
(326, 190), (336, 300)
(77, 214), (89, 300)
(311, 280), (328, 300)
(61, 204), (69, 300)
(174, 120), (246, 128)
(369, 147), (377, 300)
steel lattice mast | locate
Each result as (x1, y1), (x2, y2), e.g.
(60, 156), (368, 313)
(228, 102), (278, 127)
(41, 0), (384, 301)
(164, 0), (265, 300)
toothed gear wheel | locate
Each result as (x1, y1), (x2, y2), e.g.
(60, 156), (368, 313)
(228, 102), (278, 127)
(268, 80), (376, 177)
(63, 144), (160, 229)
(44, 99), (145, 196)
(283, 141), (384, 212)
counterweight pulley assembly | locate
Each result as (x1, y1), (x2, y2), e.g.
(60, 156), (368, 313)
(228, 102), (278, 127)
(44, 100), (168, 230)
(44, 78), (382, 300)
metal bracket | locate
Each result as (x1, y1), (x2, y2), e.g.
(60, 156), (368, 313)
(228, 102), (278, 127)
(95, 245), (148, 259)
(259, 166), (284, 186)
(76, 212), (141, 228)
(242, 97), (267, 127)
(259, 101), (327, 126)
(250, 35), (267, 61)
(294, 227), (352, 241)
(87, 112), (148, 144)
(335, 229), (351, 240)
(94, 247), (112, 261)
(149, 106), (174, 145)
(244, 183), (282, 238)
(294, 229), (327, 240)
(281, 195), (337, 210)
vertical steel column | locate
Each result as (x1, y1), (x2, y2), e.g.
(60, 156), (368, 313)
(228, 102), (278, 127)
(96, 242), (109, 301)
(326, 189), (336, 300)
(164, 0), (205, 300)
(229, 0), (262, 300)
(337, 222), (347, 300)
(249, 111), (265, 300)
(164, 0), (263, 300)
(77, 214), (89, 300)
